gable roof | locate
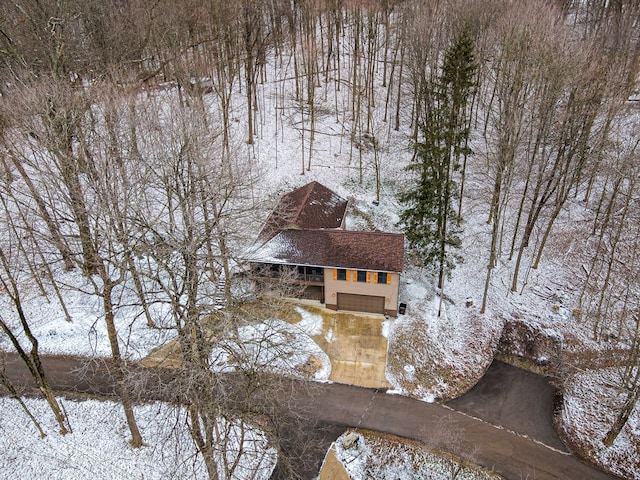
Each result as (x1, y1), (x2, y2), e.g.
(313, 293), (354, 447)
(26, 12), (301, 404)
(248, 229), (405, 273)
(258, 181), (348, 241)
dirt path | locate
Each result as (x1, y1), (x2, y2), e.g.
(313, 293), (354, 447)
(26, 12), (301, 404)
(1, 353), (621, 480)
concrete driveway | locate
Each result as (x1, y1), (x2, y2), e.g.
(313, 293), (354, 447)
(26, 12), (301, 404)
(296, 302), (391, 388)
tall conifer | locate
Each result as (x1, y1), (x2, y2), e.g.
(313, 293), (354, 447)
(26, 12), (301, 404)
(399, 26), (477, 296)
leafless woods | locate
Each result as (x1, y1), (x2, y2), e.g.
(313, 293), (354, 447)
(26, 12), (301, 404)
(0, 0), (640, 469)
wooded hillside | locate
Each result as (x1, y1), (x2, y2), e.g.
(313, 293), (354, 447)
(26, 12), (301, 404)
(1, 1), (640, 477)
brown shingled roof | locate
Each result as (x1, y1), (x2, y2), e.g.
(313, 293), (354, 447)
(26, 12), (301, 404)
(258, 181), (348, 240)
(249, 229), (405, 273)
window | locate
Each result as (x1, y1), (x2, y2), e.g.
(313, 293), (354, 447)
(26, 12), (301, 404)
(357, 270), (367, 282)
(376, 272), (388, 284)
(336, 269), (347, 281)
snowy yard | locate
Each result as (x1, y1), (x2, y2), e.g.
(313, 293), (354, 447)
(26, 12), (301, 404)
(0, 398), (275, 480)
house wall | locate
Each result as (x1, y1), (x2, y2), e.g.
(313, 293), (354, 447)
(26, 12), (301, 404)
(323, 268), (400, 316)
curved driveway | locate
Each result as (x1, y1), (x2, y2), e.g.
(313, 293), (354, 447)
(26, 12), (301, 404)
(1, 353), (620, 480)
(447, 360), (566, 452)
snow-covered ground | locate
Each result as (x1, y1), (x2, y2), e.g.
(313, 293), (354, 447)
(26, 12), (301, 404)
(0, 268), (176, 360)
(560, 369), (640, 479)
(0, 397), (275, 480)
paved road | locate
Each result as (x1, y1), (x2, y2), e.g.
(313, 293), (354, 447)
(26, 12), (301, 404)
(1, 353), (620, 480)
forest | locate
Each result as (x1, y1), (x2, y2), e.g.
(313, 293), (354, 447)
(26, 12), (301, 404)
(0, 0), (640, 479)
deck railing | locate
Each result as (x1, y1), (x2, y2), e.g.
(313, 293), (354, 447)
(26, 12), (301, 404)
(250, 267), (324, 285)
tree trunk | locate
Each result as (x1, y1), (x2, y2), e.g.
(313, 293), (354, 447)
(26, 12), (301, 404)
(101, 278), (144, 448)
(126, 254), (155, 328)
(603, 384), (640, 447)
(481, 197), (502, 315)
(0, 248), (70, 435)
(188, 404), (219, 480)
(0, 369), (47, 438)
(7, 151), (75, 270)
(60, 159), (101, 275)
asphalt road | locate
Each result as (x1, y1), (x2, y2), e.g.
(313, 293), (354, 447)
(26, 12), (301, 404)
(447, 359), (567, 452)
(0, 353), (621, 480)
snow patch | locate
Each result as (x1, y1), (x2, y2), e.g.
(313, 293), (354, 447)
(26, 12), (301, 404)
(295, 306), (323, 336)
(210, 318), (331, 381)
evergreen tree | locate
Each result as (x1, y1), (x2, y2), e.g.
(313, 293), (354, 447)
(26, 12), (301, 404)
(399, 26), (477, 298)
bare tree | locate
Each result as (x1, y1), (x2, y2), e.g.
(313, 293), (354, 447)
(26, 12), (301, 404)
(0, 245), (71, 436)
(240, 0), (269, 145)
(0, 360), (47, 438)
(126, 94), (264, 476)
(479, 2), (537, 313)
(2, 77), (145, 447)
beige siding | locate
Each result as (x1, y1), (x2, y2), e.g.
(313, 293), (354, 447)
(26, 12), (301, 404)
(324, 268), (400, 315)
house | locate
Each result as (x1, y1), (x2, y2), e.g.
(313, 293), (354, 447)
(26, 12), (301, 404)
(248, 182), (404, 317)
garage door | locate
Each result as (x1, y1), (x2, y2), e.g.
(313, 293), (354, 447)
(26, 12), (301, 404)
(337, 293), (385, 314)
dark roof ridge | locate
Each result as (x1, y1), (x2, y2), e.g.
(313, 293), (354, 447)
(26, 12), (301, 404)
(291, 181), (318, 223)
(315, 229), (402, 236)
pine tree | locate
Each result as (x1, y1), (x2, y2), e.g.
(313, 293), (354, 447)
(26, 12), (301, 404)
(399, 26), (477, 300)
